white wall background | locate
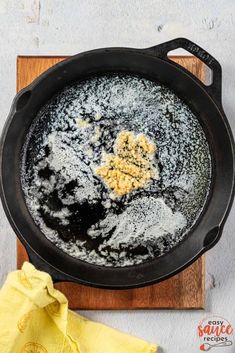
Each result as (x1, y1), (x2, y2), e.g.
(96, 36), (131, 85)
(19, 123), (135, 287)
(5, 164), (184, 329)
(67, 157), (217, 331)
(0, 1), (234, 352)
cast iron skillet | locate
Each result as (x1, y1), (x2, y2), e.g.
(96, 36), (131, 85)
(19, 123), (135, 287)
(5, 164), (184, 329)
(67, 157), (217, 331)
(0, 38), (234, 288)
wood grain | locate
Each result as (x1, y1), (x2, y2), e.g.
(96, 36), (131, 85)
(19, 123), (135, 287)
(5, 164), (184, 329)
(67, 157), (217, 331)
(17, 55), (205, 310)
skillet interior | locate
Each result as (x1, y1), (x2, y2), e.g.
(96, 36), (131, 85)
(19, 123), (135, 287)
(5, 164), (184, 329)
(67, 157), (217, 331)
(21, 73), (212, 267)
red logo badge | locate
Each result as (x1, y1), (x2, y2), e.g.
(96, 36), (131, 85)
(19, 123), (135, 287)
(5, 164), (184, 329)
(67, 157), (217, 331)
(198, 315), (233, 351)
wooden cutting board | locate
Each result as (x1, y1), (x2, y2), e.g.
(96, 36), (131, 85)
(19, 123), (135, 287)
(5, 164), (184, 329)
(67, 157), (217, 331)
(17, 55), (205, 310)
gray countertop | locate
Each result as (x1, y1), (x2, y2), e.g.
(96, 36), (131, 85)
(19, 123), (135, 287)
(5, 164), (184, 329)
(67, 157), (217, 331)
(0, 1), (234, 352)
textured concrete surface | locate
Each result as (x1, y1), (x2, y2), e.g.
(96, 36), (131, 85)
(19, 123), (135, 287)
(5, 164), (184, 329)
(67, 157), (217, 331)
(0, 1), (234, 352)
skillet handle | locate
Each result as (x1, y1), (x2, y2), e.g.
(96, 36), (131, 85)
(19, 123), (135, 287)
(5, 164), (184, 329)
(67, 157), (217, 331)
(146, 37), (222, 107)
(24, 243), (71, 283)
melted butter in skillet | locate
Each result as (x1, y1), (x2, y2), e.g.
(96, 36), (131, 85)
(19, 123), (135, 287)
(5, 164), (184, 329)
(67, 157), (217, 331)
(21, 74), (212, 267)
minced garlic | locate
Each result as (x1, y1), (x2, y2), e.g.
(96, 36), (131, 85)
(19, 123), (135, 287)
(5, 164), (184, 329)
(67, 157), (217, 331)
(94, 112), (102, 121)
(91, 126), (102, 144)
(75, 117), (91, 128)
(95, 130), (159, 196)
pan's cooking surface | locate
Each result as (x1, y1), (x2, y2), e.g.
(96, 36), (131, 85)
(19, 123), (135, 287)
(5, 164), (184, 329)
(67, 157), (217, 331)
(21, 73), (212, 267)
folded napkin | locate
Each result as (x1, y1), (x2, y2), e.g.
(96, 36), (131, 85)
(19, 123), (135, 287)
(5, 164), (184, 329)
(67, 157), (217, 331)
(0, 262), (157, 353)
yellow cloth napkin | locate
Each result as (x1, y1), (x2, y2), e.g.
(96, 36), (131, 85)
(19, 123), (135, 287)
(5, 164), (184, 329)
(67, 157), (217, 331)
(0, 262), (157, 353)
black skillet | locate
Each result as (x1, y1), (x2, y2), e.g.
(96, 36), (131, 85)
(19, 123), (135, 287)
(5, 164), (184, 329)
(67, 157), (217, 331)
(0, 38), (234, 288)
